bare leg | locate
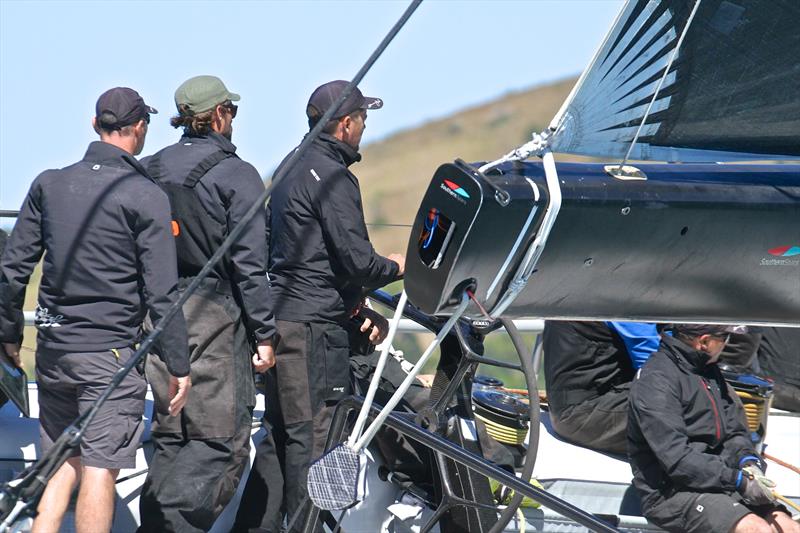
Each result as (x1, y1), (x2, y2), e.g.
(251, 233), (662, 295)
(75, 466), (118, 533)
(31, 456), (81, 533)
(767, 509), (800, 533)
(732, 512), (774, 533)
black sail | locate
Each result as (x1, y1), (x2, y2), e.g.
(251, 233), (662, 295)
(549, 0), (800, 162)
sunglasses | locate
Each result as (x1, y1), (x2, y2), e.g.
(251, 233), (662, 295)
(712, 333), (731, 345)
(221, 102), (238, 118)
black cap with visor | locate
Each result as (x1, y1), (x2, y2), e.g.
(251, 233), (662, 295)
(95, 87), (158, 130)
(306, 80), (383, 126)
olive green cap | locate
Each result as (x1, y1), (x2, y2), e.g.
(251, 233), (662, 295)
(174, 75), (240, 114)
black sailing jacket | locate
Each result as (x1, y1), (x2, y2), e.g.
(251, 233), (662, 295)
(628, 335), (757, 511)
(268, 134), (400, 324)
(142, 132), (276, 341)
(0, 142), (189, 376)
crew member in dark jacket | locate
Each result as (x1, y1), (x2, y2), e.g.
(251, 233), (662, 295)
(544, 320), (659, 454)
(137, 76), (276, 532)
(628, 324), (797, 533)
(0, 87), (190, 533)
(234, 80), (404, 532)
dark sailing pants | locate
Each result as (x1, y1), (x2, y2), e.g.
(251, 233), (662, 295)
(139, 282), (255, 533)
(233, 320), (350, 533)
(548, 383), (630, 456)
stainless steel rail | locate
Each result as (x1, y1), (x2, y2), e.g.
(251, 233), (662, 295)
(24, 312), (543, 332)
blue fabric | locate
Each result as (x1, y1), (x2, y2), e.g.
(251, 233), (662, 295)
(739, 454), (762, 469)
(606, 322), (660, 370)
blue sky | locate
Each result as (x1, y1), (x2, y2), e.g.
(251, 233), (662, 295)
(0, 0), (623, 217)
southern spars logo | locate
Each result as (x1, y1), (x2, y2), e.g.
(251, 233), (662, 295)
(440, 179), (469, 204)
(760, 245), (800, 266)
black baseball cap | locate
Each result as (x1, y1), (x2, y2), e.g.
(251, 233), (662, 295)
(306, 80), (383, 123)
(95, 87), (157, 129)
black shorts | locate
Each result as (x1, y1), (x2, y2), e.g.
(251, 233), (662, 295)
(36, 346), (147, 469)
(646, 490), (790, 533)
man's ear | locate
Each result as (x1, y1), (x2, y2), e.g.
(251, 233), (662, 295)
(92, 117), (101, 135)
(697, 334), (711, 352)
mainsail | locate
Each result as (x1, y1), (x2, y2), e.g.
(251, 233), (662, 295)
(549, 0), (800, 162)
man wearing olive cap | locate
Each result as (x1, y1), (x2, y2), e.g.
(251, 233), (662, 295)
(0, 87), (190, 533)
(137, 75), (276, 532)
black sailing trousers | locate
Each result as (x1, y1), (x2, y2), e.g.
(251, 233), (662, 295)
(233, 320), (351, 533)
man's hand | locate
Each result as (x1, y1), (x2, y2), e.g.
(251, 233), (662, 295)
(388, 253), (405, 276)
(738, 466), (776, 506)
(1, 342), (23, 369)
(168, 375), (192, 416)
(357, 307), (389, 344)
(416, 374), (435, 388)
(252, 339), (275, 373)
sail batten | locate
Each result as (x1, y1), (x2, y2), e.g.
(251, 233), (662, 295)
(550, 0), (800, 162)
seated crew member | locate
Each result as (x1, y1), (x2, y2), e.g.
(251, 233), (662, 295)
(628, 323), (798, 533)
(542, 320), (659, 455)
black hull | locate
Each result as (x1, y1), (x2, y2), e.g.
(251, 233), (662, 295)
(405, 161), (800, 326)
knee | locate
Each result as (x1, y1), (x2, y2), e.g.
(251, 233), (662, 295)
(768, 510), (800, 533)
(732, 513), (772, 533)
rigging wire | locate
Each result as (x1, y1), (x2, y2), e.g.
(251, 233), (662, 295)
(620, 0), (703, 167)
(0, 1), (424, 527)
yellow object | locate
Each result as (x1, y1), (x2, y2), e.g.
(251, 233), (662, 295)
(111, 348), (120, 360)
(736, 390), (770, 433)
(475, 412), (528, 445)
(775, 492), (800, 515)
(489, 477), (543, 509)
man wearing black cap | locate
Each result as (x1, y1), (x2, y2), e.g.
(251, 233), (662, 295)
(136, 75), (277, 532)
(628, 324), (797, 533)
(0, 87), (190, 533)
(233, 81), (404, 532)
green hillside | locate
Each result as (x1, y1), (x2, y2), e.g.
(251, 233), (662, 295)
(357, 76), (577, 257)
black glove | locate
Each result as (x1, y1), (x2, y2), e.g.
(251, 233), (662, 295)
(737, 466), (776, 506)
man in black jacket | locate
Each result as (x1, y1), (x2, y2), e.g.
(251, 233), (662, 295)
(628, 324), (797, 533)
(137, 76), (277, 532)
(0, 87), (190, 533)
(234, 81), (404, 532)
(543, 320), (659, 455)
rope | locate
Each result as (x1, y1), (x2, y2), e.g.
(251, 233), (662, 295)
(516, 506), (526, 533)
(774, 492), (800, 514)
(765, 453), (800, 476)
(466, 289), (492, 321)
